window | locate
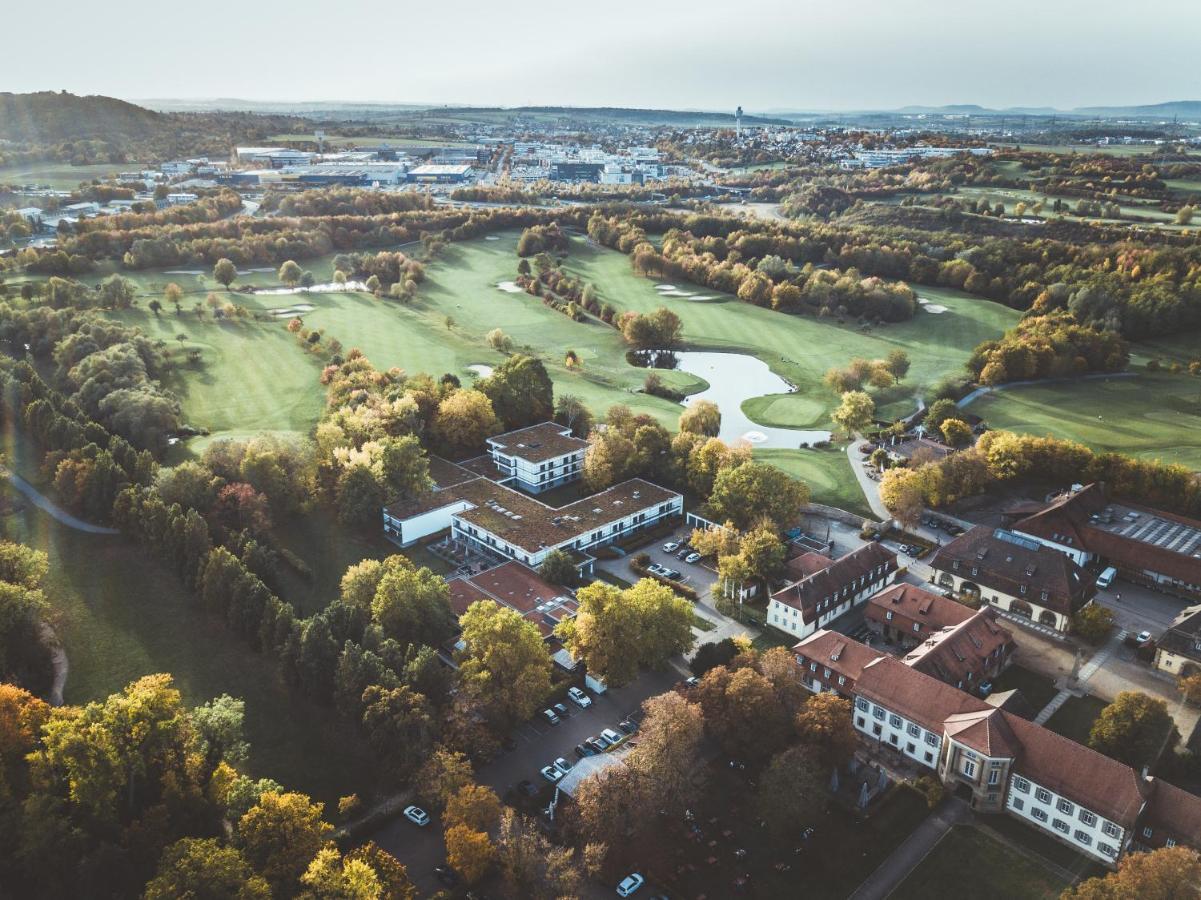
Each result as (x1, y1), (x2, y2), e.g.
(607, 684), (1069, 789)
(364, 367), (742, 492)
(872, 724), (882, 736)
(913, 623), (921, 632)
(1032, 808), (1048, 823)
(907, 723), (920, 738)
(925, 733), (938, 747)
(1167, 839), (1177, 848)
(1143, 827), (1153, 838)
(889, 734), (898, 746)
(873, 706), (885, 721)
(809, 662), (817, 672)
(856, 717), (865, 728)
(1012, 798), (1024, 811)
(1058, 799), (1074, 815)
(856, 698), (869, 712)
(963, 759), (977, 778)
(906, 742), (915, 754)
(1014, 777), (1030, 794)
(885, 610), (893, 621)
(838, 675), (846, 686)
(988, 769), (1000, 786)
(823, 668), (831, 679)
(1053, 819), (1070, 834)
(1079, 811), (1096, 827)
(1075, 831), (1092, 846)
(1098, 843), (1117, 858)
(1035, 788), (1052, 804)
(953, 560), (960, 570)
(1102, 822), (1121, 839)
(1020, 584), (1027, 595)
(889, 714), (902, 728)
(971, 566), (978, 576)
(925, 751), (934, 764)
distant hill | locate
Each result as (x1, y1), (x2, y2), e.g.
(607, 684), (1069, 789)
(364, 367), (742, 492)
(0, 91), (166, 143)
(768, 101), (1201, 121)
(1071, 100), (1201, 120)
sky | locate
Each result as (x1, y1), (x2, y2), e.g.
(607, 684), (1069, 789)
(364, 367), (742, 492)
(4, 0), (1198, 111)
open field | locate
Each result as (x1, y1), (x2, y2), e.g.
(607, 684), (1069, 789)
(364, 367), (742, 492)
(967, 370), (1201, 470)
(0, 433), (377, 804)
(755, 446), (871, 519)
(0, 161), (124, 189)
(891, 825), (1069, 900)
(992, 142), (1197, 159)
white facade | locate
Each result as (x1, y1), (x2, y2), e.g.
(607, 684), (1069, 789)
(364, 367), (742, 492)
(853, 695), (943, 769)
(1006, 774), (1127, 864)
(768, 564), (897, 639)
(383, 499), (472, 546)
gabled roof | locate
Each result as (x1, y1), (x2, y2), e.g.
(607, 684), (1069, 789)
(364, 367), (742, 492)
(1140, 778), (1201, 845)
(853, 654), (991, 734)
(771, 543), (897, 618)
(944, 708), (1020, 759)
(905, 610), (1014, 687)
(1157, 604), (1201, 664)
(866, 583), (975, 630)
(793, 629), (886, 683)
(929, 526), (1096, 616)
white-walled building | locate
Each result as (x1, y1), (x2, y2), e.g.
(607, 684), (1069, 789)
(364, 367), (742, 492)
(766, 543), (897, 639)
(484, 422), (588, 494)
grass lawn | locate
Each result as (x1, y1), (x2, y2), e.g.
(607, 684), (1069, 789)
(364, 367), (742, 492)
(0, 161), (124, 189)
(968, 370), (1201, 470)
(1044, 694), (1108, 745)
(892, 825), (1069, 900)
(991, 664), (1059, 712)
(982, 814), (1108, 882)
(0, 435), (377, 804)
(754, 446), (871, 518)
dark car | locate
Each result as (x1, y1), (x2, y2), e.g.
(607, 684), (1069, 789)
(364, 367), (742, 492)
(575, 742), (596, 759)
(434, 865), (458, 887)
(553, 702), (569, 717)
(663, 569), (682, 580)
(587, 735), (610, 752)
(518, 779), (539, 797)
(619, 719), (638, 735)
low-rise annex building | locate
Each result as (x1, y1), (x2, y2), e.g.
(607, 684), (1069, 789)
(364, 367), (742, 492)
(929, 527), (1096, 633)
(792, 630), (1201, 866)
(766, 543), (898, 639)
(1154, 604), (1201, 677)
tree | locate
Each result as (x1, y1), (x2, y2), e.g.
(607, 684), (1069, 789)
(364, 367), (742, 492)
(736, 524), (787, 587)
(832, 390), (875, 435)
(1072, 604), (1115, 645)
(478, 355), (554, 430)
(415, 747), (475, 811)
(885, 349), (911, 381)
(213, 258), (238, 289)
(795, 692), (858, 767)
(432, 389), (501, 455)
(360, 684), (435, 784)
(696, 665), (792, 760)
(148, 298), (162, 316)
(445, 824), (496, 885)
(924, 398), (959, 431)
(1062, 846), (1201, 900)
(1088, 691), (1179, 768)
(345, 842), (416, 900)
(679, 400), (721, 437)
(1175, 205), (1196, 226)
(457, 600), (552, 725)
(707, 462), (809, 531)
(1179, 665), (1201, 707)
(939, 418), (973, 448)
(192, 693), (249, 769)
(538, 548), (577, 587)
(375, 435), (430, 501)
(554, 394), (593, 438)
(279, 260), (303, 287)
(335, 464), (386, 526)
(486, 328), (513, 353)
(557, 580), (693, 687)
(237, 791), (333, 894)
(495, 809), (583, 900)
(626, 691), (705, 814)
(298, 847), (382, 900)
(145, 838), (271, 900)
(690, 637), (740, 676)
(756, 746), (827, 836)
(370, 563), (454, 648)
(444, 783), (501, 833)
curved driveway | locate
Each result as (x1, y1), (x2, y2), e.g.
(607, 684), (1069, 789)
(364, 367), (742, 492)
(5, 471), (119, 535)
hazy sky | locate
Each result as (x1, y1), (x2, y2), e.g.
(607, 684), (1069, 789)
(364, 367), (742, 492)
(4, 0), (1197, 111)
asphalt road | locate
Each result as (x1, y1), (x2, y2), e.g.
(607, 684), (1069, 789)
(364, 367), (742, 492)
(370, 663), (688, 897)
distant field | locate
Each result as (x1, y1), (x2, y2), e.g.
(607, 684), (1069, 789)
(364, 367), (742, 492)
(0, 161), (123, 189)
(993, 142), (1195, 159)
(268, 133), (472, 148)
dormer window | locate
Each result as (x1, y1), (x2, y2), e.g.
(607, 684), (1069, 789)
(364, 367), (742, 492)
(1019, 584), (1027, 595)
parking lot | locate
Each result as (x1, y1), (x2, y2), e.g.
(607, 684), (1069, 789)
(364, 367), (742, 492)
(596, 532), (719, 599)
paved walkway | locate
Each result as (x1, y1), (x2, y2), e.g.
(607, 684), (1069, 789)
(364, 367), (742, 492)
(848, 796), (972, 900)
(1032, 629), (1127, 725)
(956, 371), (1139, 409)
(4, 471), (119, 534)
(845, 440), (891, 521)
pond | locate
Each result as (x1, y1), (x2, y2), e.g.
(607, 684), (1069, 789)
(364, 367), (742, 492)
(674, 351), (832, 448)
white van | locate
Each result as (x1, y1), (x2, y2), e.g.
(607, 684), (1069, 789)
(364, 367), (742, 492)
(1096, 566), (1117, 589)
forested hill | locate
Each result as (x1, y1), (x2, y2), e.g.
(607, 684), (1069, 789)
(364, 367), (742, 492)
(0, 91), (165, 143)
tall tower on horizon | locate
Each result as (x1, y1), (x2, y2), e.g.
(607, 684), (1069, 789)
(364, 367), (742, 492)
(736, 105), (743, 138)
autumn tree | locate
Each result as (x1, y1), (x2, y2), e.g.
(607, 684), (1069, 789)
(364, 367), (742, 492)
(885, 349), (911, 382)
(1062, 846), (1201, 900)
(213, 258), (238, 289)
(478, 354), (554, 429)
(795, 692), (858, 767)
(444, 783), (502, 833)
(940, 418), (973, 448)
(360, 684), (435, 784)
(144, 837), (271, 900)
(279, 260), (303, 287)
(1088, 691), (1179, 769)
(414, 747), (475, 811)
(370, 561), (455, 648)
(695, 665), (792, 760)
(756, 746), (827, 836)
(554, 393), (594, 438)
(237, 791), (333, 895)
(496, 809), (584, 900)
(679, 399), (721, 437)
(1180, 665), (1201, 707)
(299, 847), (382, 900)
(538, 548), (578, 587)
(445, 824), (496, 885)
(707, 461), (809, 531)
(432, 389), (501, 455)
(1072, 604), (1115, 645)
(457, 600), (552, 726)
(832, 390), (875, 435)
(345, 842), (417, 900)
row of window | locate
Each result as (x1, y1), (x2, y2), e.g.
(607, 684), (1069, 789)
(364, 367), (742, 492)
(947, 561), (1051, 601)
(1012, 776), (1115, 835)
(815, 567), (891, 612)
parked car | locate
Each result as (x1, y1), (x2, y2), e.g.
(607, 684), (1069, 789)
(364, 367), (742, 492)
(618, 719), (638, 735)
(897, 543), (911, 554)
(553, 702), (569, 717)
(677, 548), (692, 560)
(434, 866), (458, 888)
(1096, 566), (1118, 589)
(601, 727), (623, 745)
(978, 681), (993, 697)
(685, 552), (701, 564)
(663, 569), (682, 580)
(575, 743), (596, 759)
(568, 686), (592, 708)
(587, 735), (610, 752)
(541, 764), (564, 783)
(646, 563), (666, 576)
(684, 676), (699, 688)
(403, 805), (430, 827)
(663, 542), (680, 553)
(946, 524), (965, 536)
(542, 708), (560, 726)
(518, 779), (539, 796)
(1135, 630), (1153, 645)
(617, 873), (645, 897)
(554, 757), (573, 775)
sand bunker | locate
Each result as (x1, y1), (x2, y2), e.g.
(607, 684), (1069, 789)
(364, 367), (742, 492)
(270, 303), (315, 318)
(496, 281), (523, 293)
(655, 284), (676, 290)
(467, 364), (494, 378)
(660, 289), (696, 298)
(484, 235), (500, 241)
(256, 281), (368, 296)
(924, 304), (948, 314)
(742, 430), (769, 444)
(165, 269), (203, 275)
(918, 298), (929, 305)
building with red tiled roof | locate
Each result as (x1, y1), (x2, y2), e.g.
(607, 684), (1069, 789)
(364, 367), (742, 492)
(448, 561), (579, 641)
(792, 630), (1201, 867)
(792, 629), (883, 697)
(904, 609), (1014, 692)
(865, 584), (975, 648)
(1010, 482), (1201, 599)
(1154, 604), (1201, 678)
(767, 544), (897, 640)
(929, 526), (1096, 633)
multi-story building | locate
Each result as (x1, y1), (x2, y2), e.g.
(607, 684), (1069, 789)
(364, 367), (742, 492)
(793, 632), (1201, 866)
(484, 422), (588, 494)
(1008, 482), (1201, 600)
(382, 456), (682, 573)
(1154, 604), (1201, 677)
(929, 527), (1096, 633)
(766, 544), (897, 640)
